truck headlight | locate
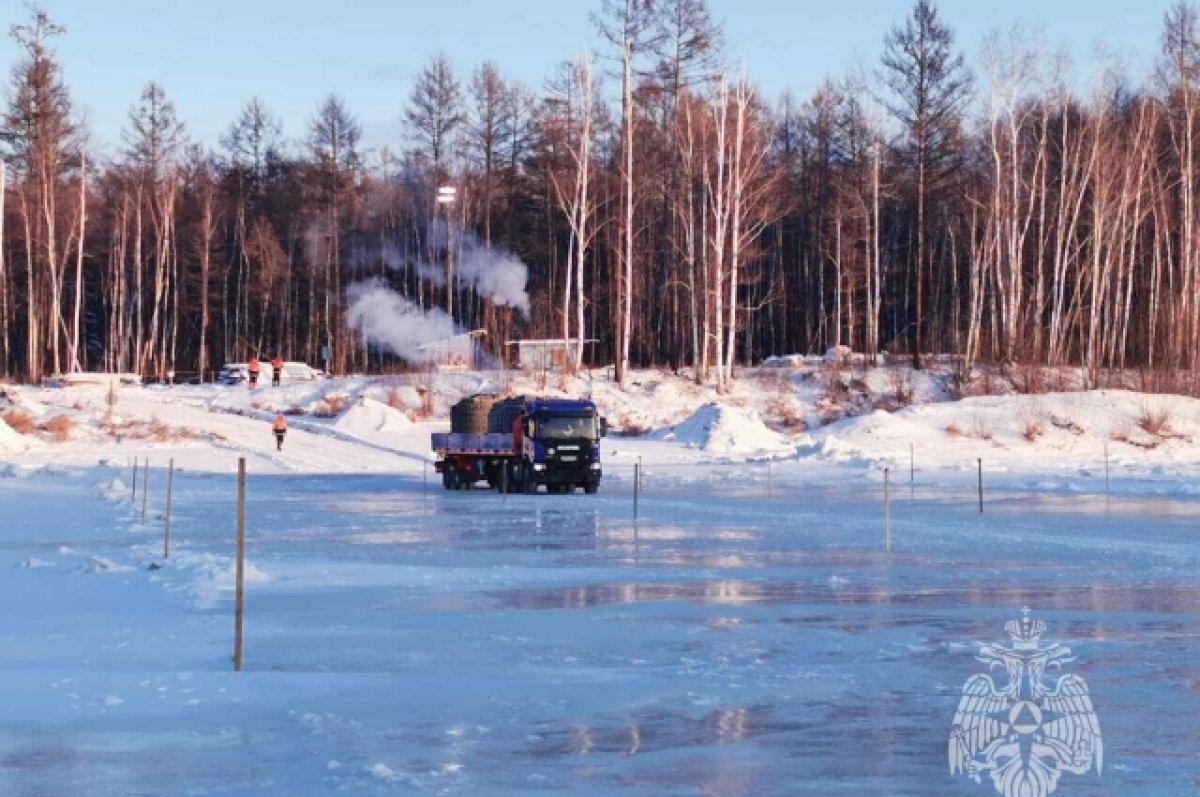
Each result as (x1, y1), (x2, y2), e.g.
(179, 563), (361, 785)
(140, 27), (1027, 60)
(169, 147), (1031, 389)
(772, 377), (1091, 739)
(533, 463), (546, 472)
(547, 447), (556, 456)
(590, 463), (601, 470)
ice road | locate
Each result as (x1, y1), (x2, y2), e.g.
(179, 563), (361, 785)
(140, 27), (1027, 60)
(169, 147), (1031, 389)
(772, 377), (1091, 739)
(2, 467), (1197, 796)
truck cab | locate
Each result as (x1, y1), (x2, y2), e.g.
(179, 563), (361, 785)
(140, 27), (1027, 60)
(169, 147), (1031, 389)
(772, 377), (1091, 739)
(519, 399), (605, 494)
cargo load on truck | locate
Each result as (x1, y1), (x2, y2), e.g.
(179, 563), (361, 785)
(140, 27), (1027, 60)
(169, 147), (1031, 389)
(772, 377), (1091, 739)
(450, 394), (499, 434)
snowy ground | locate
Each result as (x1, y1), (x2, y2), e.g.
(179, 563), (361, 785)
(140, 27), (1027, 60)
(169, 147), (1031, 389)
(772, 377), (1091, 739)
(2, 368), (1200, 794)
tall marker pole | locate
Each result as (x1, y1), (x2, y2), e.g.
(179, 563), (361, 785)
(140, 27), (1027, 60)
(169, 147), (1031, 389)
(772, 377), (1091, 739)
(163, 458), (175, 558)
(233, 458), (247, 672)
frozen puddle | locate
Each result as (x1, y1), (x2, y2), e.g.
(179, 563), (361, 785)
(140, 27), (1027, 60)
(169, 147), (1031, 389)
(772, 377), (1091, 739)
(2, 470), (1198, 795)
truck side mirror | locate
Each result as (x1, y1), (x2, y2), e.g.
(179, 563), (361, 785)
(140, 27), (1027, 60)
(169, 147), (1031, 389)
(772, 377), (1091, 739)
(599, 417), (609, 438)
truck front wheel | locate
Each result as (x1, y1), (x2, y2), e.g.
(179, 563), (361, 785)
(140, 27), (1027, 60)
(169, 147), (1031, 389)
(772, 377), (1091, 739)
(584, 482), (599, 495)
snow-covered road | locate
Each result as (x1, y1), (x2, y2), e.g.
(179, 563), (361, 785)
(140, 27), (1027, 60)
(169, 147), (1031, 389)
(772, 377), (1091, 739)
(2, 465), (1198, 795)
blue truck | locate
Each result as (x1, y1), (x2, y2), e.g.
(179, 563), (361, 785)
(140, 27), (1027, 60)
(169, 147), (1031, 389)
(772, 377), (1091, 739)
(432, 397), (606, 494)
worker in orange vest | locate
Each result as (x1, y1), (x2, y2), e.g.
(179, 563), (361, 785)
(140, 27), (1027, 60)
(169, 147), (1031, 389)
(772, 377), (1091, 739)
(272, 413), (288, 452)
(270, 356), (284, 387)
(247, 357), (261, 390)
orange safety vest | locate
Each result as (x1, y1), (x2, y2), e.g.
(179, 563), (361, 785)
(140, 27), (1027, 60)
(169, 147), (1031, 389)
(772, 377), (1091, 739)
(248, 358), (260, 374)
(272, 415), (287, 433)
(271, 357), (283, 370)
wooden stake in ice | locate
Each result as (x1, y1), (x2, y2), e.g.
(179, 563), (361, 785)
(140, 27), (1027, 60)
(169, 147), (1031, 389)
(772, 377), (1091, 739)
(884, 467), (892, 551)
(141, 458), (150, 523)
(977, 458), (984, 514)
(233, 458), (247, 672)
(163, 458), (175, 558)
(633, 462), (640, 521)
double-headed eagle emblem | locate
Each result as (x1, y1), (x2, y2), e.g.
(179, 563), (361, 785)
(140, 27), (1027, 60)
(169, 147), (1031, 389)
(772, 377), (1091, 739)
(949, 609), (1103, 797)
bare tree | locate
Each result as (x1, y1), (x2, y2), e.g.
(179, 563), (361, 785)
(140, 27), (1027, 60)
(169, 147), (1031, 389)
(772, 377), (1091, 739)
(308, 94), (361, 373)
(594, 0), (661, 388)
(881, 0), (971, 369)
(1, 5), (80, 379)
(405, 53), (464, 175)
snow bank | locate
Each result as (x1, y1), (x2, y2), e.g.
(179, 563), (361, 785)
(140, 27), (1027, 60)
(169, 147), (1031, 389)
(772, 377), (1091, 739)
(0, 417), (28, 452)
(332, 397), (413, 437)
(654, 402), (792, 456)
(814, 390), (1200, 471)
(178, 553), (272, 609)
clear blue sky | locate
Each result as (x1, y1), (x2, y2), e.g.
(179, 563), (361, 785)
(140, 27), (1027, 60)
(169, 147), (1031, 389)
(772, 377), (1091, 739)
(0, 0), (1170, 159)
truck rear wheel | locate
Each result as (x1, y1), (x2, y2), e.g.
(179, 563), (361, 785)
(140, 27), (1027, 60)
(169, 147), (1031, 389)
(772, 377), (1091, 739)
(522, 464), (537, 494)
(584, 482), (599, 495)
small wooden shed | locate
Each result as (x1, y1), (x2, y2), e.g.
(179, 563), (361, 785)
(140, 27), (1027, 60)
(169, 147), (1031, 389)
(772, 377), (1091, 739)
(506, 339), (596, 371)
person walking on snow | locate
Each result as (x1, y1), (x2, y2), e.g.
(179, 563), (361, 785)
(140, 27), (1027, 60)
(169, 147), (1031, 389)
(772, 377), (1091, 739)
(272, 413), (288, 452)
(271, 356), (284, 387)
(247, 357), (261, 390)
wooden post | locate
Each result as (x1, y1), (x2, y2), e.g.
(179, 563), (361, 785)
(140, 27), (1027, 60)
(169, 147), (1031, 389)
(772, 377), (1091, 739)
(884, 467), (892, 551)
(234, 457), (246, 672)
(633, 462), (640, 521)
(163, 458), (175, 558)
(130, 458), (138, 504)
(140, 458), (150, 524)
(910, 443), (915, 495)
(977, 458), (984, 514)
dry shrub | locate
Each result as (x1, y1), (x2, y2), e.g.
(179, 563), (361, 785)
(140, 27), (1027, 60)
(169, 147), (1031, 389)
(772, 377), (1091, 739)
(409, 387), (434, 421)
(765, 395), (806, 433)
(39, 414), (75, 442)
(1137, 402), (1173, 437)
(313, 394), (349, 418)
(1111, 427), (1158, 450)
(818, 406), (843, 426)
(944, 423), (964, 437)
(970, 414), (994, 441)
(1046, 368), (1074, 393)
(1019, 401), (1046, 442)
(1049, 415), (1084, 436)
(889, 369), (914, 407)
(105, 418), (217, 443)
(386, 388), (405, 411)
(2, 408), (36, 435)
(615, 415), (651, 436)
(1014, 365), (1046, 395)
(819, 361), (850, 408)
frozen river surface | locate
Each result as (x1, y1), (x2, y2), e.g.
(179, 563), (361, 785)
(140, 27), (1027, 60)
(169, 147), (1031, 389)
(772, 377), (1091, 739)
(2, 468), (1198, 796)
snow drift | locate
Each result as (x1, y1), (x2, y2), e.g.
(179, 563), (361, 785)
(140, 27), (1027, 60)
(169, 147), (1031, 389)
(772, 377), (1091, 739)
(333, 398), (413, 438)
(653, 402), (792, 456)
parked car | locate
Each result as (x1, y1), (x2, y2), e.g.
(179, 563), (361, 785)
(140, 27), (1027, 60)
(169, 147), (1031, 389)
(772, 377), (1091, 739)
(217, 363), (249, 385)
(217, 361), (322, 385)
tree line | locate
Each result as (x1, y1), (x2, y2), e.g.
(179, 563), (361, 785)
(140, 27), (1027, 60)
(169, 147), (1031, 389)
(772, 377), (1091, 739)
(3, 1), (1200, 391)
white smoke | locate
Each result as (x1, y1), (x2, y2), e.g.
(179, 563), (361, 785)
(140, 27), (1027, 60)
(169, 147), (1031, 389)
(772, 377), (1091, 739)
(345, 281), (458, 363)
(457, 243), (531, 315)
(374, 220), (531, 315)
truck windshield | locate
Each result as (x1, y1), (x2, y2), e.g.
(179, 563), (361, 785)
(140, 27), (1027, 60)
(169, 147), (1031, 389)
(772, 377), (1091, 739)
(536, 415), (597, 440)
